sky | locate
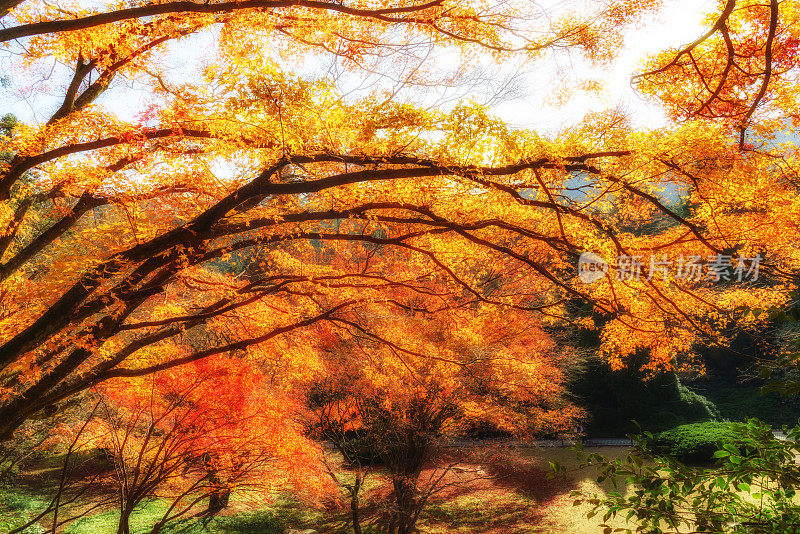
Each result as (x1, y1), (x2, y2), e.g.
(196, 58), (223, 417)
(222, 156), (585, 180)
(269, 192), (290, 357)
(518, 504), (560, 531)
(491, 0), (720, 133)
(0, 0), (721, 135)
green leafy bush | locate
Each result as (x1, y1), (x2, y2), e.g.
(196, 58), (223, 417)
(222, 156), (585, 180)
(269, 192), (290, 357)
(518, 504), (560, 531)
(565, 419), (800, 534)
(653, 421), (744, 464)
(676, 382), (721, 421)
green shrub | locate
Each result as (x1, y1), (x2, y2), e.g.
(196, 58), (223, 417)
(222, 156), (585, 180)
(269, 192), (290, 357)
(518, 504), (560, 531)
(648, 410), (680, 431)
(654, 421), (745, 464)
(677, 382), (721, 421)
(569, 419), (800, 534)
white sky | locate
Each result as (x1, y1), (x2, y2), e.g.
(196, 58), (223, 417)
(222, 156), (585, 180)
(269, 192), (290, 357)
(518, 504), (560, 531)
(0, 0), (720, 135)
(494, 0), (719, 133)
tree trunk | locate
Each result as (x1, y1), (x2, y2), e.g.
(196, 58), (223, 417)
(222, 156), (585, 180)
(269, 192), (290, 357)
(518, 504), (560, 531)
(390, 475), (420, 534)
(351, 471), (363, 534)
(207, 487), (230, 513)
(117, 508), (132, 534)
(206, 465), (230, 514)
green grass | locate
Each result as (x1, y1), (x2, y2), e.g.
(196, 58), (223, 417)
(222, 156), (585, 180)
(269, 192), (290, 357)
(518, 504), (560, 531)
(1, 447), (637, 534)
(0, 492), (324, 534)
(61, 496), (327, 534)
(0, 489), (51, 533)
(64, 499), (169, 534)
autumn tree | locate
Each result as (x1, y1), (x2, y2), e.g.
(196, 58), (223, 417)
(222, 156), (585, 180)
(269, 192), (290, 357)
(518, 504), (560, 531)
(0, 0), (797, 452)
(88, 354), (328, 534)
(2, 402), (119, 534)
(0, 0), (661, 440)
(306, 243), (581, 533)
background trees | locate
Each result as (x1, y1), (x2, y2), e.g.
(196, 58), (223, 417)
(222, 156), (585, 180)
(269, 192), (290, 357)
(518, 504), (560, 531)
(88, 355), (329, 534)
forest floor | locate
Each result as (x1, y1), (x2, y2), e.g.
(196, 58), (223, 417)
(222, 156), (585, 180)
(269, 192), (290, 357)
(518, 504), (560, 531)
(0, 445), (633, 534)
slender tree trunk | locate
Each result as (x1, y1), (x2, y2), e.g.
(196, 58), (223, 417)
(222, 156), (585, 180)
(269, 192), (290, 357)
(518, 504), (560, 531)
(351, 471), (363, 534)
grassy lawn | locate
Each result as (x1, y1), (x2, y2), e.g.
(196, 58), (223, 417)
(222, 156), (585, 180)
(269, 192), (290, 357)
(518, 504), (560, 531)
(64, 498), (320, 534)
(0, 489), (51, 533)
(0, 491), (328, 534)
(0, 446), (633, 534)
